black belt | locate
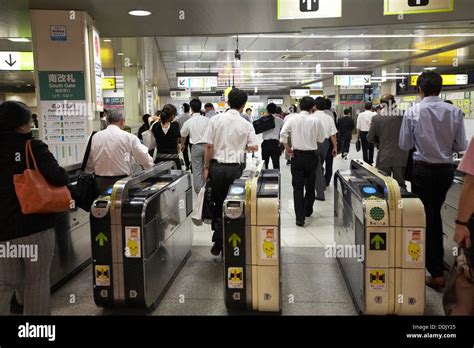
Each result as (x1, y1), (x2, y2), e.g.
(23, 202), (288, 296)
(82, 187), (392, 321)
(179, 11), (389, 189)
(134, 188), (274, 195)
(294, 149), (317, 155)
(414, 161), (453, 168)
(263, 139), (279, 142)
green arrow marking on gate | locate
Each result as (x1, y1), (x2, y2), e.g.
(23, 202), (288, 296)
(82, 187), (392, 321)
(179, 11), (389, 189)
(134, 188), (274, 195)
(228, 233), (241, 248)
(95, 232), (108, 247)
(371, 234), (385, 250)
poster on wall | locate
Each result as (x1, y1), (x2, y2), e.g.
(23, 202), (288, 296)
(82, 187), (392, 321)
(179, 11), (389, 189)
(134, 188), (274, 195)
(93, 28), (104, 112)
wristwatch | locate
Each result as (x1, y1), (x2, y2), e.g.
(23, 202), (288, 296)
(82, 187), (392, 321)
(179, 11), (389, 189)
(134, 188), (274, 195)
(455, 219), (469, 226)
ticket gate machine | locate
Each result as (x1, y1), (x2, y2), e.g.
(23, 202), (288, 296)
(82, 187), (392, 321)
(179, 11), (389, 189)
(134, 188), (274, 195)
(334, 160), (426, 315)
(223, 162), (281, 313)
(90, 162), (193, 309)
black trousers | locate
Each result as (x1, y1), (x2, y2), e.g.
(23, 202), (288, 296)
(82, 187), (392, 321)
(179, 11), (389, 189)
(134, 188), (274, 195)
(324, 141), (334, 186)
(155, 156), (182, 170)
(340, 136), (351, 155)
(411, 162), (454, 278)
(291, 151), (319, 222)
(209, 162), (243, 246)
(182, 136), (191, 170)
(360, 131), (374, 165)
(262, 139), (281, 170)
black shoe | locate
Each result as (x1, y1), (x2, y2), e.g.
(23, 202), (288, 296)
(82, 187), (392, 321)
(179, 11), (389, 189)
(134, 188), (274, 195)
(305, 210), (313, 218)
(296, 220), (305, 227)
(210, 243), (222, 256)
(315, 197), (325, 202)
(10, 294), (23, 314)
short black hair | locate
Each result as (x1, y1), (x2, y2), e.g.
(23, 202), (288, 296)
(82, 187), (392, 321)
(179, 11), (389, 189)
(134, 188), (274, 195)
(228, 88), (248, 110)
(324, 98), (332, 110)
(0, 101), (32, 131)
(365, 102), (373, 111)
(246, 108), (252, 113)
(142, 114), (151, 124)
(315, 97), (326, 111)
(190, 99), (202, 113)
(276, 106), (283, 114)
(344, 108), (351, 115)
(289, 104), (298, 113)
(299, 96), (315, 112)
(161, 104), (178, 122)
(204, 103), (214, 109)
(417, 71), (443, 96)
(445, 100), (453, 105)
(267, 103), (277, 114)
(182, 103), (190, 113)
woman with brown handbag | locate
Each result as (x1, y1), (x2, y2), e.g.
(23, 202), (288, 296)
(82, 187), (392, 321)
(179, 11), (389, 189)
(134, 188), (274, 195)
(0, 101), (69, 315)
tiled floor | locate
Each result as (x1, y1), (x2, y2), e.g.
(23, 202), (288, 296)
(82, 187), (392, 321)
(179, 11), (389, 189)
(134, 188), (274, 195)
(47, 143), (444, 316)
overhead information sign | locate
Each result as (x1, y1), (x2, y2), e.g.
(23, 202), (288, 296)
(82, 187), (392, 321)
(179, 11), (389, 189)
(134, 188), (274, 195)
(290, 88), (310, 98)
(384, 0), (454, 15)
(170, 90), (191, 100)
(102, 78), (116, 90)
(268, 98), (284, 105)
(277, 0), (342, 20)
(0, 51), (34, 71)
(410, 74), (468, 86)
(176, 73), (218, 90)
(334, 73), (372, 87)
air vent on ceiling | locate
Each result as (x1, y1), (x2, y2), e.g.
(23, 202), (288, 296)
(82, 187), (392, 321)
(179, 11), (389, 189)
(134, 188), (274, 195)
(279, 54), (312, 60)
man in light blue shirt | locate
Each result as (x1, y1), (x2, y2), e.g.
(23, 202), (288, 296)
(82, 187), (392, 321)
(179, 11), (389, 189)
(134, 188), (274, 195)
(399, 71), (467, 291)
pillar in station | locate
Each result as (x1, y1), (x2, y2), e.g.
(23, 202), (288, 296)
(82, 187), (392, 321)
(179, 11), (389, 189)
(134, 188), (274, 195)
(380, 81), (397, 97)
(121, 38), (141, 125)
(31, 10), (103, 166)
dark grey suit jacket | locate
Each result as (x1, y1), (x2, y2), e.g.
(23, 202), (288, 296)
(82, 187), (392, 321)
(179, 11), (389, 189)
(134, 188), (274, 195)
(367, 114), (409, 168)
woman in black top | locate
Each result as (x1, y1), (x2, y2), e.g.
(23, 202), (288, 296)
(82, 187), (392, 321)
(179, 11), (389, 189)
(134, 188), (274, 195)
(0, 101), (69, 315)
(151, 104), (182, 169)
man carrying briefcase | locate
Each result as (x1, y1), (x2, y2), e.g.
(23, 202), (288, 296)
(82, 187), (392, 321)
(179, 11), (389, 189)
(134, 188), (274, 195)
(255, 103), (284, 170)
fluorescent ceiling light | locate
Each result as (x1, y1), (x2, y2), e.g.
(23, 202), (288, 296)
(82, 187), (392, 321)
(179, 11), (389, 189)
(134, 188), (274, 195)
(179, 59), (384, 63)
(117, 52), (124, 56)
(128, 10), (152, 16)
(424, 67), (437, 70)
(179, 49), (421, 53)
(103, 39), (112, 42)
(235, 33), (474, 39)
(8, 38), (30, 42)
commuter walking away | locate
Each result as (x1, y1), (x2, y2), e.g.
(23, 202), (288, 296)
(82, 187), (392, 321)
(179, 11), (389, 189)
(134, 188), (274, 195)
(85, 110), (154, 193)
(338, 108), (355, 160)
(0, 101), (69, 315)
(357, 102), (377, 165)
(176, 103), (192, 171)
(367, 94), (409, 187)
(399, 71), (467, 291)
(180, 99), (210, 194)
(261, 103), (284, 170)
(205, 103), (218, 119)
(280, 97), (326, 227)
(204, 89), (259, 256)
(322, 98), (338, 186)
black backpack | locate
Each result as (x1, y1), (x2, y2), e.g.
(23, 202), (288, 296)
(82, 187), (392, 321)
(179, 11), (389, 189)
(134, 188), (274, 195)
(253, 115), (275, 135)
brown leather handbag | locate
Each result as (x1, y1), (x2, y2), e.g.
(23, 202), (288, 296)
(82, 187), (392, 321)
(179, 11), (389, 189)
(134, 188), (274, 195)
(14, 140), (71, 214)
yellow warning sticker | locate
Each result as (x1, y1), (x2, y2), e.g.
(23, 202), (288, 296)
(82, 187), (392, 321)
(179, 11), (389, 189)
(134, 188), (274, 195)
(95, 265), (110, 286)
(260, 227), (278, 260)
(228, 267), (244, 289)
(407, 229), (423, 262)
(369, 270), (386, 291)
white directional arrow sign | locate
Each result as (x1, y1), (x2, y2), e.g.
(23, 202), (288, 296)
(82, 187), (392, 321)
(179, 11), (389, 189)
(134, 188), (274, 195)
(0, 51), (34, 71)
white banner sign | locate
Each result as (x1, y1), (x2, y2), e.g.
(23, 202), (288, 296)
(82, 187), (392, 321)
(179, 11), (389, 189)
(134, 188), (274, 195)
(290, 89), (310, 98)
(334, 75), (371, 87)
(92, 28), (104, 112)
(177, 76), (218, 90)
(278, 0), (342, 20)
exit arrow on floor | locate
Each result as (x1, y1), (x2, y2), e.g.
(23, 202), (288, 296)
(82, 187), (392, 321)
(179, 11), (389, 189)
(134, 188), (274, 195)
(5, 54), (16, 67)
(371, 234), (385, 250)
(95, 232), (108, 247)
(228, 233), (241, 248)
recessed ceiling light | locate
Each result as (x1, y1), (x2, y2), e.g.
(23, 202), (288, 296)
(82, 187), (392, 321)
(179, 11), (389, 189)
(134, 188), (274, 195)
(103, 39), (112, 42)
(128, 10), (152, 16)
(8, 38), (30, 42)
(117, 52), (124, 56)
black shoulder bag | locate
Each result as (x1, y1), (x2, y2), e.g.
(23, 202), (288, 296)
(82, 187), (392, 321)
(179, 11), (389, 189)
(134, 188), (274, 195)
(74, 132), (98, 212)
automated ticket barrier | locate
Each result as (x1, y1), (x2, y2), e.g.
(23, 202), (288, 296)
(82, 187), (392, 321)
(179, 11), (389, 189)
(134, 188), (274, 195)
(334, 160), (426, 315)
(223, 162), (281, 312)
(90, 162), (193, 309)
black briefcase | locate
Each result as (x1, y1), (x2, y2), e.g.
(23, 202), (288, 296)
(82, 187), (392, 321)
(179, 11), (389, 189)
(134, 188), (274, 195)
(253, 116), (275, 135)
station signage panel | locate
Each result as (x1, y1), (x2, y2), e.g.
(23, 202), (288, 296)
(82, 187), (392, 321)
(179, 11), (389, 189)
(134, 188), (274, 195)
(384, 0), (454, 15)
(170, 90), (192, 100)
(290, 88), (310, 98)
(334, 72), (372, 87)
(410, 74), (468, 86)
(176, 73), (218, 91)
(0, 51), (34, 71)
(268, 98), (284, 105)
(277, 0), (342, 20)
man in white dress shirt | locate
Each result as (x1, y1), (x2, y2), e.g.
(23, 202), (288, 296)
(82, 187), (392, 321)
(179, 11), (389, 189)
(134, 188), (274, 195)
(85, 110), (154, 193)
(180, 99), (210, 194)
(280, 96), (326, 227)
(204, 89), (259, 256)
(313, 97), (338, 201)
(261, 103), (284, 170)
(356, 102), (377, 165)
